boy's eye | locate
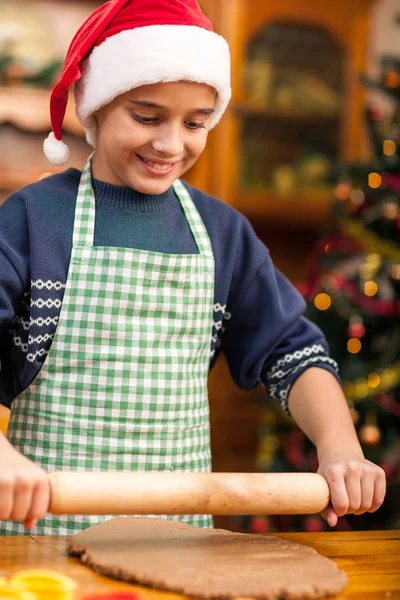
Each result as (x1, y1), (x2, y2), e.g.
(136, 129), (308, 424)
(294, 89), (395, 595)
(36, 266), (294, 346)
(132, 113), (158, 125)
(132, 113), (206, 131)
(185, 121), (206, 130)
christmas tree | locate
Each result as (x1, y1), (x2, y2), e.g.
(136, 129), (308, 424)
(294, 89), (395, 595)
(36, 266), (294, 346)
(247, 40), (400, 535)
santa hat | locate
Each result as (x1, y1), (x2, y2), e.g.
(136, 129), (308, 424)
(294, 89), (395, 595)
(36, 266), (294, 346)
(43, 0), (231, 166)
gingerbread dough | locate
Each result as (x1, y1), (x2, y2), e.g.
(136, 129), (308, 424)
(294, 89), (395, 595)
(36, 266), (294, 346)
(69, 517), (348, 600)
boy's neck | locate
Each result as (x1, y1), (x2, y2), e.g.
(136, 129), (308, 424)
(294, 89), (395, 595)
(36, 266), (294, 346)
(92, 175), (176, 213)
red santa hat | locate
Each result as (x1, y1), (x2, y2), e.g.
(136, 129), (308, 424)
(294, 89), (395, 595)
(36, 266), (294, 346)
(43, 0), (231, 166)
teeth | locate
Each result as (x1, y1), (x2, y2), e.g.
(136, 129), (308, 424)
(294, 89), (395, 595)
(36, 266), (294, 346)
(144, 159), (172, 171)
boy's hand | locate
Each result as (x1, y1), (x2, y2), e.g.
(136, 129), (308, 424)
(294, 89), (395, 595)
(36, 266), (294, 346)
(0, 435), (50, 529)
(317, 453), (386, 527)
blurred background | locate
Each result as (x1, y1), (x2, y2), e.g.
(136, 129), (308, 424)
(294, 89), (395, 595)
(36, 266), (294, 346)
(0, 0), (399, 533)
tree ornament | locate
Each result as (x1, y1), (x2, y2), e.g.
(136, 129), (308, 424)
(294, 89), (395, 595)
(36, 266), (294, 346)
(249, 516), (270, 533)
(348, 400), (360, 425)
(369, 173), (382, 188)
(350, 407), (360, 425)
(379, 463), (394, 483)
(382, 199), (399, 220)
(359, 407), (381, 446)
(371, 106), (385, 121)
(350, 189), (365, 206)
(347, 337), (362, 354)
(359, 253), (381, 280)
(304, 515), (324, 533)
(335, 179), (352, 201)
(391, 264), (400, 281)
(359, 423), (381, 446)
(383, 140), (397, 156)
(384, 70), (400, 88)
(347, 316), (365, 339)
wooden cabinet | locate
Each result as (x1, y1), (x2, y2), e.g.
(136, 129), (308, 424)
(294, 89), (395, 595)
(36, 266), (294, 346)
(196, 0), (375, 228)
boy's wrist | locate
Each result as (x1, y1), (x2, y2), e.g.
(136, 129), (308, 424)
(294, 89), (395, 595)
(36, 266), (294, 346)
(316, 434), (364, 463)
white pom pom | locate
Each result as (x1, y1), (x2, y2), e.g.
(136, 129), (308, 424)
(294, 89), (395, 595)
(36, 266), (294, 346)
(43, 132), (70, 166)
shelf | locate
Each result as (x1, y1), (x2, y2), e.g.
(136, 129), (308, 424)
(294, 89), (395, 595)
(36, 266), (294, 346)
(235, 189), (333, 229)
(0, 86), (84, 135)
(232, 102), (339, 125)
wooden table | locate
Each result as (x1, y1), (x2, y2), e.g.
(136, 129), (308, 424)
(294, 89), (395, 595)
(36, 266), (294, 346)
(1, 531), (399, 599)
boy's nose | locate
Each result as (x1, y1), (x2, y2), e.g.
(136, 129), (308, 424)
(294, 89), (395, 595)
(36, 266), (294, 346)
(151, 130), (184, 157)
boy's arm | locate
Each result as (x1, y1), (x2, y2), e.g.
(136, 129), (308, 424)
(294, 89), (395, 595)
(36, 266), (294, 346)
(288, 367), (386, 526)
(0, 192), (30, 339)
(217, 216), (385, 526)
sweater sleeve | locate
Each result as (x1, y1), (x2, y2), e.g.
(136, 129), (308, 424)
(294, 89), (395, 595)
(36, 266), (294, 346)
(0, 193), (30, 338)
(220, 217), (340, 414)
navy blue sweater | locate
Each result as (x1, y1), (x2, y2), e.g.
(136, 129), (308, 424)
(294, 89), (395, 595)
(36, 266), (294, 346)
(0, 168), (339, 411)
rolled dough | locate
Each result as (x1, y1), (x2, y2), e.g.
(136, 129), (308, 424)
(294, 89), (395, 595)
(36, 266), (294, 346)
(69, 517), (348, 600)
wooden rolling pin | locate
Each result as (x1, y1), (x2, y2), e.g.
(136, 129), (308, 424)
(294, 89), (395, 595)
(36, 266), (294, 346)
(48, 472), (330, 515)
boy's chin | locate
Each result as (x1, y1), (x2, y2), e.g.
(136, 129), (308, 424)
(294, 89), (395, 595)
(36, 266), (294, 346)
(131, 170), (185, 195)
(132, 177), (174, 195)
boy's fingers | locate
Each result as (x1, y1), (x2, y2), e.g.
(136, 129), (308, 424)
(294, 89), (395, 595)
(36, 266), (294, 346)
(320, 506), (338, 527)
(0, 477), (14, 520)
(11, 478), (33, 521)
(328, 475), (349, 517)
(344, 474), (361, 514)
(368, 470), (386, 513)
(25, 478), (50, 525)
(353, 476), (374, 515)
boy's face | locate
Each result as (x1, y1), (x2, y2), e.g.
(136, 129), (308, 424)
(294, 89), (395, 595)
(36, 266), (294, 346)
(92, 81), (217, 194)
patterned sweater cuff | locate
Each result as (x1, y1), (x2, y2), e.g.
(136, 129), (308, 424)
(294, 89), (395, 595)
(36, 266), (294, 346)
(259, 345), (340, 414)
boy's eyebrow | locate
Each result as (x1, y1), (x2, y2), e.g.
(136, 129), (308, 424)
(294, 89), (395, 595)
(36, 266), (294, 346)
(192, 108), (215, 115)
(130, 100), (163, 108)
(129, 100), (214, 114)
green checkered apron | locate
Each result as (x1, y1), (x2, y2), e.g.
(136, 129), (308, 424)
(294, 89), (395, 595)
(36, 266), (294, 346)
(1, 156), (215, 535)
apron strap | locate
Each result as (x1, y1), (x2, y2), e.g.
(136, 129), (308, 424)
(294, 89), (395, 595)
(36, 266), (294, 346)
(72, 155), (96, 248)
(172, 179), (213, 257)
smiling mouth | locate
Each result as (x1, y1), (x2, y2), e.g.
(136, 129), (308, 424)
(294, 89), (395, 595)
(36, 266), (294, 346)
(136, 155), (177, 171)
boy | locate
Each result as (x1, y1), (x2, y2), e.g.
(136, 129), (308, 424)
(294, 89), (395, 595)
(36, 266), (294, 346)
(0, 0), (385, 535)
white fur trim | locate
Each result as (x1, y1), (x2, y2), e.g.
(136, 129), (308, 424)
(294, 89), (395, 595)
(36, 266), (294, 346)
(43, 132), (70, 166)
(75, 24), (231, 146)
(84, 123), (98, 148)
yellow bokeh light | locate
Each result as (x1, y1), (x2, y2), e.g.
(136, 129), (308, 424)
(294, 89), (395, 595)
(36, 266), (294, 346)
(354, 380), (369, 398)
(383, 140), (396, 156)
(364, 280), (378, 296)
(348, 338), (362, 354)
(367, 373), (381, 388)
(366, 253), (381, 266)
(368, 173), (382, 188)
(314, 293), (331, 310)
